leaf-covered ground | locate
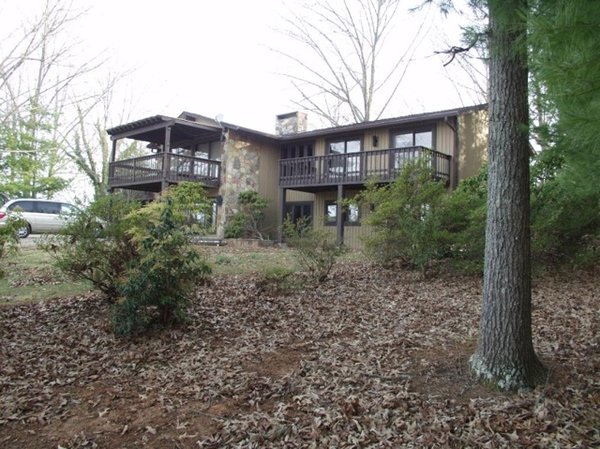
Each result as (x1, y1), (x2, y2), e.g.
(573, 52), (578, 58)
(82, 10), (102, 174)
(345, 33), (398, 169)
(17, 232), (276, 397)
(1, 261), (598, 448)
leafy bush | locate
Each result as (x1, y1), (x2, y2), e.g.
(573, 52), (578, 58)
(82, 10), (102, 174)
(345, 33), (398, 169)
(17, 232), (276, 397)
(223, 212), (247, 239)
(530, 148), (600, 267)
(224, 190), (269, 239)
(45, 184), (213, 335)
(359, 160), (448, 274)
(0, 214), (26, 278)
(41, 194), (140, 298)
(112, 197), (211, 335)
(256, 266), (299, 295)
(283, 216), (345, 283)
(436, 167), (487, 273)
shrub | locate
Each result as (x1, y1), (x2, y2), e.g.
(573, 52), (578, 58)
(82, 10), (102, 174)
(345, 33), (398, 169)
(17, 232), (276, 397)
(359, 159), (448, 275)
(436, 167), (487, 273)
(41, 194), (140, 299)
(45, 184), (213, 335)
(224, 190), (269, 239)
(283, 216), (345, 283)
(112, 197), (211, 335)
(224, 212), (247, 238)
(0, 214), (26, 278)
(256, 266), (299, 295)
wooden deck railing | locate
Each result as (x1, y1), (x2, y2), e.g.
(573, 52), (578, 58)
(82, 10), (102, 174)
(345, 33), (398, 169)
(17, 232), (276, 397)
(279, 146), (451, 188)
(109, 153), (221, 188)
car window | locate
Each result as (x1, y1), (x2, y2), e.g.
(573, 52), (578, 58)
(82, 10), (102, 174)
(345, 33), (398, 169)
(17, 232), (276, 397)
(8, 201), (35, 213)
(35, 202), (61, 214)
(60, 203), (78, 215)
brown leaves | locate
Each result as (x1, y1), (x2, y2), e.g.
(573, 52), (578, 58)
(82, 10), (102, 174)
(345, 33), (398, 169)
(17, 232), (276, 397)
(0, 261), (599, 448)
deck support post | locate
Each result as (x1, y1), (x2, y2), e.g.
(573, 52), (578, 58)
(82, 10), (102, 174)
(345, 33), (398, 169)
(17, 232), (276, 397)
(278, 187), (286, 242)
(161, 126), (172, 191)
(336, 184), (344, 246)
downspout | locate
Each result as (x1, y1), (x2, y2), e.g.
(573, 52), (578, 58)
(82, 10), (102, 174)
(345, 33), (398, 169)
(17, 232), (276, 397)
(444, 116), (460, 189)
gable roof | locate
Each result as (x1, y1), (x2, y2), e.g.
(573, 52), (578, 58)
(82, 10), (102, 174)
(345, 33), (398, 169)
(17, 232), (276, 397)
(107, 104), (487, 144)
(221, 103), (487, 142)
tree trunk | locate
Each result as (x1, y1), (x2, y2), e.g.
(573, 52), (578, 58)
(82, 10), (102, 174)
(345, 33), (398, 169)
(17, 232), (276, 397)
(470, 0), (547, 391)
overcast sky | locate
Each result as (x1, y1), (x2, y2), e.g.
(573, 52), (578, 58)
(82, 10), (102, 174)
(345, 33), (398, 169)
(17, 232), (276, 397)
(1, 0), (486, 133)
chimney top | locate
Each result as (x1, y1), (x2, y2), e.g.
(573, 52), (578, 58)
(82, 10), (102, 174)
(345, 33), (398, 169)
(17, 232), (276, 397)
(275, 111), (307, 136)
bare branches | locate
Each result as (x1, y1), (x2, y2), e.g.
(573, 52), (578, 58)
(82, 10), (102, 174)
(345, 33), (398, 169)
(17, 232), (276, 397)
(277, 0), (428, 126)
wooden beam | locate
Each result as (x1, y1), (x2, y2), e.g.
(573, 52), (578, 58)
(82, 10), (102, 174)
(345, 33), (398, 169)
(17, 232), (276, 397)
(162, 126), (172, 186)
(336, 184), (344, 246)
(109, 120), (175, 141)
(278, 187), (286, 242)
(110, 139), (117, 163)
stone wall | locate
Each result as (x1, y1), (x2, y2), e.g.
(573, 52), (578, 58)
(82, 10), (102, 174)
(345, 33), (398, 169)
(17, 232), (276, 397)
(216, 131), (261, 238)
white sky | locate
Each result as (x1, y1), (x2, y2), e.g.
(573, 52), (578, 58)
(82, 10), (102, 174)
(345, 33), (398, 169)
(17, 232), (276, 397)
(0, 0), (486, 133)
(0, 0), (486, 201)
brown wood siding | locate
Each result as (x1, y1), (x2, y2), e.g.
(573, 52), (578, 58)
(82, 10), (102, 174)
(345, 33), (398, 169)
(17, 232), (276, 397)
(458, 109), (488, 180)
(256, 141), (281, 239)
(315, 138), (326, 156)
(287, 190), (315, 202)
(435, 122), (454, 156)
(363, 129), (390, 151)
(313, 189), (372, 250)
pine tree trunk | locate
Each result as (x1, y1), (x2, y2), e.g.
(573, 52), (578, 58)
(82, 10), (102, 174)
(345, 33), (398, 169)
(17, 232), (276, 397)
(470, 0), (547, 391)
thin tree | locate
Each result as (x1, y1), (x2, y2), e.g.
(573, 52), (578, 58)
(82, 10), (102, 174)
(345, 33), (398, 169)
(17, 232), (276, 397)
(0, 0), (106, 199)
(277, 0), (430, 126)
(469, 0), (547, 390)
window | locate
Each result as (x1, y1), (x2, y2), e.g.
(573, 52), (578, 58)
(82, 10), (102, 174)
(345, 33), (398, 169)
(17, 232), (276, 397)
(393, 130), (433, 149)
(35, 201), (61, 215)
(392, 128), (434, 169)
(60, 203), (78, 215)
(285, 202), (313, 225)
(8, 201), (35, 213)
(328, 138), (361, 176)
(281, 143), (314, 179)
(281, 143), (314, 159)
(196, 143), (210, 159)
(324, 200), (360, 226)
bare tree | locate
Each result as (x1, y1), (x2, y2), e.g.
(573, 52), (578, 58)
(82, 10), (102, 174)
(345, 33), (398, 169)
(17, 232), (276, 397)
(0, 0), (114, 199)
(58, 74), (139, 199)
(277, 0), (430, 126)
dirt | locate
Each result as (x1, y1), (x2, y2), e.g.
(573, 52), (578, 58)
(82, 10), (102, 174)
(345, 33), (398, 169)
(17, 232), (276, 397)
(0, 262), (598, 448)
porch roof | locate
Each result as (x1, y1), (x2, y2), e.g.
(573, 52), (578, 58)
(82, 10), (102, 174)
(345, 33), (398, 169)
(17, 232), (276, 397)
(106, 115), (222, 144)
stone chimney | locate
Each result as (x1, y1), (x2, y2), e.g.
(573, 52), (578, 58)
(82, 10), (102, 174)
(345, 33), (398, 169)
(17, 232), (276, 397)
(275, 112), (307, 136)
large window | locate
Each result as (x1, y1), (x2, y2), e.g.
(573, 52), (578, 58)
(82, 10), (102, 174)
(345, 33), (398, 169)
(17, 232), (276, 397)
(328, 138), (361, 176)
(325, 200), (360, 226)
(392, 128), (434, 169)
(285, 202), (313, 225)
(281, 142), (314, 159)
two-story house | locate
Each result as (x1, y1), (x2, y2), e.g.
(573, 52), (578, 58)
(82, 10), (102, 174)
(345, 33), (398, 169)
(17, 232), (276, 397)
(106, 104), (487, 249)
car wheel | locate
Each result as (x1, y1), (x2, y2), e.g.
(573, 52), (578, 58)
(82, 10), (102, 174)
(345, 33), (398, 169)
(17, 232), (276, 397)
(17, 224), (31, 238)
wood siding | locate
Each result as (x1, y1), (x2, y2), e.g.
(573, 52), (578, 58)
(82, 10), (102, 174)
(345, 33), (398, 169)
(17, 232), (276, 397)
(458, 109), (488, 180)
(312, 189), (372, 250)
(256, 141), (282, 239)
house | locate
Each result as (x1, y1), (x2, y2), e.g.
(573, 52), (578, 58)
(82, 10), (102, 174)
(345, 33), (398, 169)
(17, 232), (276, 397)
(106, 104), (488, 249)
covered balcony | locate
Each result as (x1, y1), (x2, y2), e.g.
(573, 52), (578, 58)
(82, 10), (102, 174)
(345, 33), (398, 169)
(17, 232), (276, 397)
(278, 146), (451, 190)
(107, 115), (223, 193)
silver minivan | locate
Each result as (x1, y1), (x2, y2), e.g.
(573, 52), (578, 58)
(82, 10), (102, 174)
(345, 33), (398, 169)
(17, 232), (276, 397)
(0, 199), (78, 238)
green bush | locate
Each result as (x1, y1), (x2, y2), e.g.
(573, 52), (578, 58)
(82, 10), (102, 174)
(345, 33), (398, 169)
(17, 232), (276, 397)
(112, 197), (211, 335)
(436, 167), (487, 273)
(45, 184), (213, 335)
(359, 159), (448, 274)
(0, 214), (26, 278)
(283, 216), (345, 283)
(41, 194), (140, 299)
(224, 190), (269, 239)
(256, 266), (299, 295)
(224, 212), (247, 238)
(530, 149), (600, 267)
